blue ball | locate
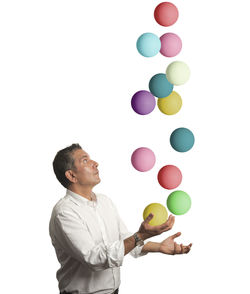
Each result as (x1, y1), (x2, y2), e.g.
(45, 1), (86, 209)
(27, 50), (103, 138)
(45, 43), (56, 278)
(149, 73), (174, 98)
(136, 33), (161, 57)
(170, 128), (195, 152)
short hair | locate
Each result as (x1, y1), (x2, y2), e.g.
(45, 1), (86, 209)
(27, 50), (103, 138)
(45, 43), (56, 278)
(53, 143), (82, 188)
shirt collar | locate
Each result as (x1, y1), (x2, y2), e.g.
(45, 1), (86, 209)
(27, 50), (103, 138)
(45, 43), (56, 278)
(66, 189), (97, 207)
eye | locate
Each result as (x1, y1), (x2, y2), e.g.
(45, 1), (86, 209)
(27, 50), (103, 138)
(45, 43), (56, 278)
(83, 159), (88, 163)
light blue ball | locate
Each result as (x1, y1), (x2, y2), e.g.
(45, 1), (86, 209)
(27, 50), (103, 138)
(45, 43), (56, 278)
(149, 73), (174, 98)
(170, 128), (195, 152)
(136, 33), (161, 57)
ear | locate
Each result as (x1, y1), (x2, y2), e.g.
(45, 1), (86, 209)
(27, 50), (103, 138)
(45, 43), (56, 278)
(65, 170), (77, 184)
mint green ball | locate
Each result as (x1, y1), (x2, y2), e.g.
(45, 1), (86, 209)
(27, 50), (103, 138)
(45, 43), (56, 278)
(167, 190), (191, 215)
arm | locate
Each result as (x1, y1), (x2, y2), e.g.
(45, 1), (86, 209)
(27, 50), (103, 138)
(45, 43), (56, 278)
(111, 194), (176, 256)
(122, 213), (176, 256)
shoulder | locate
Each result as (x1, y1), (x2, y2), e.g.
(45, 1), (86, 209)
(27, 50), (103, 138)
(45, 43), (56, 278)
(50, 195), (80, 220)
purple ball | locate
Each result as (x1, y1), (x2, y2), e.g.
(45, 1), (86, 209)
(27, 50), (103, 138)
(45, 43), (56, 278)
(131, 90), (156, 115)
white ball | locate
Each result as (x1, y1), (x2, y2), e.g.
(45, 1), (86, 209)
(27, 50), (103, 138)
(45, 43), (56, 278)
(166, 61), (191, 86)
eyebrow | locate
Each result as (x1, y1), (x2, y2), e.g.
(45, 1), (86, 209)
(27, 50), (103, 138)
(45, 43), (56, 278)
(80, 155), (89, 160)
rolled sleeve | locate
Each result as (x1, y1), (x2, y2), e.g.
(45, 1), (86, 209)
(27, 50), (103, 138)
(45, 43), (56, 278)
(106, 240), (125, 267)
(109, 201), (148, 258)
(55, 210), (125, 271)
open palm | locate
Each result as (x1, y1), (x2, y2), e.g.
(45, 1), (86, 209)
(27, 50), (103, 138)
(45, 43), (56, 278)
(159, 232), (192, 255)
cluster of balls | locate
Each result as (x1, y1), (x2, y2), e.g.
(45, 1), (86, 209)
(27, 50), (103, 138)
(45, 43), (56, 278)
(131, 2), (195, 226)
(132, 2), (191, 116)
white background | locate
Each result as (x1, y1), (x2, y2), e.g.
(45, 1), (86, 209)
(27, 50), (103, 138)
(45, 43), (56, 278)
(0, 0), (249, 293)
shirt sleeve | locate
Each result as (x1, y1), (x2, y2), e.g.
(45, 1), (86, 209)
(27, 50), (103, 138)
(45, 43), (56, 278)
(54, 209), (125, 272)
(108, 199), (148, 258)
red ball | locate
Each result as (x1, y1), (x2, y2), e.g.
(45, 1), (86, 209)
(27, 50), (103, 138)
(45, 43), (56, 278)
(154, 2), (179, 27)
(157, 165), (182, 189)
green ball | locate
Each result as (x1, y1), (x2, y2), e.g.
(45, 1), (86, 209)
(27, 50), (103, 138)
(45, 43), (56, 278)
(167, 190), (191, 215)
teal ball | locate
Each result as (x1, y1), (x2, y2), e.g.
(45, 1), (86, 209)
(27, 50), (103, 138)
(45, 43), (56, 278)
(149, 73), (173, 98)
(170, 127), (195, 152)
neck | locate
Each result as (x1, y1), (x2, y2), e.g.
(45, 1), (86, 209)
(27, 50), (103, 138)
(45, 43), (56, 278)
(69, 185), (93, 201)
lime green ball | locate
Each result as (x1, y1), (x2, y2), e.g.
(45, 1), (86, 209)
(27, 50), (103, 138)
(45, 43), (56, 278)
(167, 190), (191, 215)
(143, 203), (168, 226)
(166, 61), (190, 85)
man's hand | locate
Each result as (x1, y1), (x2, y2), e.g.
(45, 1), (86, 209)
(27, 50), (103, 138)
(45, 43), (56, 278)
(159, 232), (192, 255)
(138, 213), (175, 240)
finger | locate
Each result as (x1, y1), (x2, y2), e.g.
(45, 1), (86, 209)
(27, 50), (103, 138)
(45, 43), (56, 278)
(171, 232), (181, 240)
(144, 213), (154, 224)
(173, 242), (177, 255)
(148, 216), (175, 233)
(167, 215), (175, 227)
(184, 244), (192, 253)
(152, 220), (170, 231)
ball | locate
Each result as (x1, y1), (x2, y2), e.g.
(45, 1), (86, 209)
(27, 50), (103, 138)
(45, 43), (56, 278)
(170, 127), (195, 152)
(131, 147), (156, 172)
(158, 165), (182, 189)
(157, 91), (182, 115)
(154, 2), (179, 27)
(160, 33), (182, 57)
(131, 90), (156, 115)
(167, 190), (191, 215)
(166, 61), (190, 85)
(149, 73), (173, 98)
(136, 33), (161, 57)
(143, 203), (168, 226)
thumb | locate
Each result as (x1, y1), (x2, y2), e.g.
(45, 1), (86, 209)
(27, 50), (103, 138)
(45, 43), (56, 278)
(171, 232), (181, 240)
(144, 213), (154, 224)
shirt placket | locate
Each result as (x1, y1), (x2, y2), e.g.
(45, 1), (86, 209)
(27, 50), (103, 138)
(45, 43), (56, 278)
(92, 202), (117, 289)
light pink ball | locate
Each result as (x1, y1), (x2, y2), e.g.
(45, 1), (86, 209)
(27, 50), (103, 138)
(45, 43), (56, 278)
(160, 33), (182, 57)
(131, 147), (156, 172)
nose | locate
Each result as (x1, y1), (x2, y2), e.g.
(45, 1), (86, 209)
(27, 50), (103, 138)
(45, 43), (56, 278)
(93, 160), (98, 168)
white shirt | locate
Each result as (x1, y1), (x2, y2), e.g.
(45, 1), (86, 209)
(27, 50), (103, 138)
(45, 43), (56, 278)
(49, 189), (147, 294)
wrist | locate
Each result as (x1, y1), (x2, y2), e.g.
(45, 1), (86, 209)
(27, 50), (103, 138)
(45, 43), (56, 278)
(137, 232), (150, 241)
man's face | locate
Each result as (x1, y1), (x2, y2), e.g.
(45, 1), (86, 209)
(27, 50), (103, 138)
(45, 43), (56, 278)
(70, 148), (101, 187)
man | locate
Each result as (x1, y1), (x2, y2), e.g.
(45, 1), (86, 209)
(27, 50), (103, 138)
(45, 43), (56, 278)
(49, 143), (192, 294)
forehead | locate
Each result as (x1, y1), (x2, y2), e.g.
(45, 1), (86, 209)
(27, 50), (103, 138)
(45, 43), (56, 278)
(73, 149), (89, 160)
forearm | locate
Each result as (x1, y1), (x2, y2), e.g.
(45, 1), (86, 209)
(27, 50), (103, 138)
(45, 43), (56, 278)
(123, 232), (149, 255)
(124, 235), (137, 255)
(141, 241), (161, 253)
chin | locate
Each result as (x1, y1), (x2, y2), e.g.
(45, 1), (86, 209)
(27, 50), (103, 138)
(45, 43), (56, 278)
(95, 178), (101, 185)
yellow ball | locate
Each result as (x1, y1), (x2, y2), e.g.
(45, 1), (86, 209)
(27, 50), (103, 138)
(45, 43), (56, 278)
(157, 91), (182, 115)
(143, 203), (168, 226)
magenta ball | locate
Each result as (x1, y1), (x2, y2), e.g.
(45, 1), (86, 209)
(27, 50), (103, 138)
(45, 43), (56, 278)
(131, 90), (156, 115)
(160, 33), (182, 57)
(131, 147), (156, 172)
(157, 165), (182, 189)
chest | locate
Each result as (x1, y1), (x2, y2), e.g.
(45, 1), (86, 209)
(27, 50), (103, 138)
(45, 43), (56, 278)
(75, 202), (120, 245)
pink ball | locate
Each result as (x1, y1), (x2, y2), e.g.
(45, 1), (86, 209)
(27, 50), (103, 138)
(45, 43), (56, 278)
(131, 147), (156, 172)
(160, 33), (182, 57)
(157, 165), (182, 189)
